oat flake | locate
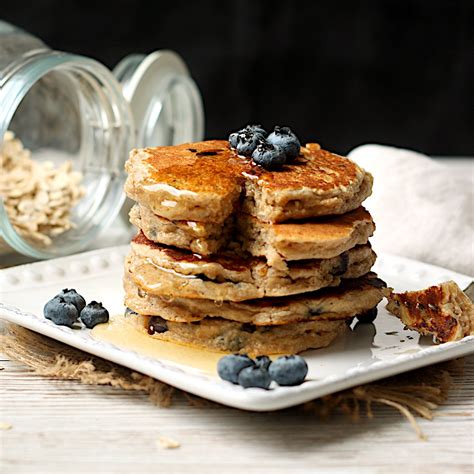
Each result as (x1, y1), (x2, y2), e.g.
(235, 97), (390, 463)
(0, 131), (85, 247)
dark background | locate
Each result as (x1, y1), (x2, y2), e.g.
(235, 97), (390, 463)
(3, 0), (474, 155)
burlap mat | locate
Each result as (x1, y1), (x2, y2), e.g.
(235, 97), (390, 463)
(1, 323), (463, 439)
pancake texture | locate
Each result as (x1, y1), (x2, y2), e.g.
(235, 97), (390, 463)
(131, 203), (375, 266)
(129, 204), (232, 256)
(125, 233), (376, 301)
(124, 141), (373, 224)
(133, 313), (347, 356)
(386, 281), (474, 343)
(124, 272), (385, 325)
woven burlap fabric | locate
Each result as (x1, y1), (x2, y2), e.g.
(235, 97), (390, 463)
(1, 323), (462, 439)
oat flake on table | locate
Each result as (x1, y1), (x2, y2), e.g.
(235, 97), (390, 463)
(0, 131), (85, 246)
(157, 436), (181, 449)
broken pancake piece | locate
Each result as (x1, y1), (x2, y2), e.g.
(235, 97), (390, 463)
(124, 272), (385, 325)
(124, 140), (373, 224)
(125, 232), (377, 301)
(385, 281), (474, 343)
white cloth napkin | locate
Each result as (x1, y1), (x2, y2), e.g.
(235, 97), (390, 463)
(348, 144), (474, 276)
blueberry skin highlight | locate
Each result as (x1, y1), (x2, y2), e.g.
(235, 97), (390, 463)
(243, 124), (267, 137)
(235, 130), (264, 156)
(55, 288), (86, 313)
(267, 126), (301, 160)
(80, 301), (109, 329)
(217, 354), (255, 384)
(255, 355), (271, 370)
(252, 142), (286, 169)
(228, 132), (240, 148)
(268, 355), (308, 386)
(44, 296), (79, 328)
(238, 366), (272, 389)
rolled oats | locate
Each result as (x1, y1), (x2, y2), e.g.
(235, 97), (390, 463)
(0, 131), (86, 247)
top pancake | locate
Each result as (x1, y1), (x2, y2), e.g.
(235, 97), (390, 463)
(125, 140), (373, 223)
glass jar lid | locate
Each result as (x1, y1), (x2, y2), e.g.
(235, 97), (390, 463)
(114, 50), (204, 148)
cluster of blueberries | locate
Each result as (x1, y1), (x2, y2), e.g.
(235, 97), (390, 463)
(229, 124), (301, 169)
(217, 353), (308, 389)
(43, 288), (109, 329)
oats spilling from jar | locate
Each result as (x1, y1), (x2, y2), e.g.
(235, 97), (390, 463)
(0, 131), (85, 246)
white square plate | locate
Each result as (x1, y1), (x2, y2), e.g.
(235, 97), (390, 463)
(1, 246), (473, 411)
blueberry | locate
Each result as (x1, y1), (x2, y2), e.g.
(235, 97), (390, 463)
(356, 307), (378, 324)
(148, 316), (168, 334)
(243, 124), (267, 137)
(55, 288), (86, 313)
(268, 355), (308, 386)
(267, 126), (301, 160)
(125, 307), (138, 316)
(228, 132), (240, 148)
(235, 130), (264, 156)
(217, 354), (255, 384)
(80, 301), (109, 329)
(252, 141), (287, 169)
(238, 365), (272, 389)
(255, 355), (271, 370)
(44, 296), (79, 328)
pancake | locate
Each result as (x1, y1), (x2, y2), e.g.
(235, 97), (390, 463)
(236, 206), (374, 266)
(131, 203), (374, 266)
(124, 272), (385, 325)
(129, 204), (232, 255)
(131, 313), (347, 356)
(124, 140), (373, 224)
(385, 281), (474, 343)
(125, 233), (377, 301)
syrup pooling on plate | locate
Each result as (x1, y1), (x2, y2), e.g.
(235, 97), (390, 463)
(91, 313), (222, 375)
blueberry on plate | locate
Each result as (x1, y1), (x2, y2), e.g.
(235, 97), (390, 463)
(252, 141), (287, 169)
(267, 126), (301, 160)
(255, 355), (271, 370)
(55, 288), (86, 313)
(44, 296), (79, 328)
(356, 307), (378, 324)
(236, 130), (264, 156)
(268, 355), (308, 386)
(238, 365), (272, 389)
(217, 354), (255, 384)
(80, 301), (109, 329)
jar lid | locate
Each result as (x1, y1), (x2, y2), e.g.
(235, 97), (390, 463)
(114, 50), (204, 147)
(113, 50), (204, 229)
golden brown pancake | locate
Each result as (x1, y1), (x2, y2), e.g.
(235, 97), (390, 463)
(125, 232), (377, 302)
(131, 203), (375, 267)
(131, 313), (347, 356)
(124, 272), (385, 325)
(125, 140), (372, 224)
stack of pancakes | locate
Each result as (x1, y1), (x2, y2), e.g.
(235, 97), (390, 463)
(123, 140), (385, 355)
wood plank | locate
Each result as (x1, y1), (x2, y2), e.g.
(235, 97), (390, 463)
(1, 354), (473, 474)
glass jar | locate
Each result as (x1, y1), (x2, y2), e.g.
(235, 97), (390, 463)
(0, 21), (204, 260)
